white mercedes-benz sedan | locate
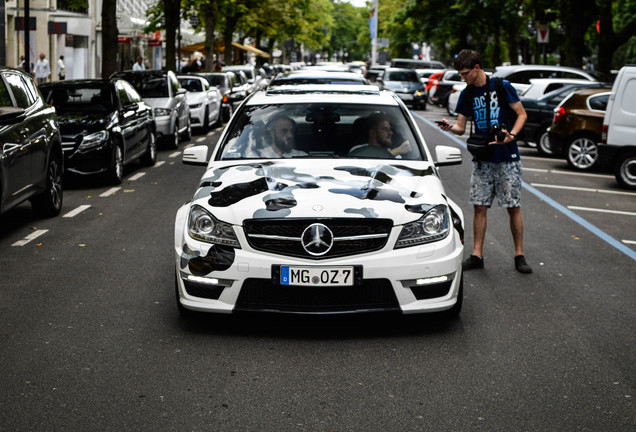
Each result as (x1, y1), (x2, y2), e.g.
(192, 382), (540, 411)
(175, 84), (465, 317)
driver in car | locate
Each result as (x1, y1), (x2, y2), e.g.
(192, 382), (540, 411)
(348, 113), (411, 158)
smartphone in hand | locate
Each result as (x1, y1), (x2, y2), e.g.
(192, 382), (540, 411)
(435, 120), (449, 126)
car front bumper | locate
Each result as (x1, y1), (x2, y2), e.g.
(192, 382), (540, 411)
(174, 205), (464, 315)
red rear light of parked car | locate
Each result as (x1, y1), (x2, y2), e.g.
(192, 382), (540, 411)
(601, 124), (608, 144)
(553, 106), (565, 124)
(223, 94), (229, 103)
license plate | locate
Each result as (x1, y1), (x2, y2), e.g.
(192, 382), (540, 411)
(399, 94), (414, 101)
(280, 266), (355, 286)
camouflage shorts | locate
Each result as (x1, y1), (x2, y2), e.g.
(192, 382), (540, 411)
(469, 160), (522, 207)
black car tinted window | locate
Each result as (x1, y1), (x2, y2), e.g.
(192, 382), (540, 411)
(204, 75), (227, 87)
(0, 77), (13, 106)
(116, 73), (169, 98)
(5, 73), (32, 108)
(42, 84), (114, 113)
(386, 71), (418, 82)
(179, 78), (203, 92)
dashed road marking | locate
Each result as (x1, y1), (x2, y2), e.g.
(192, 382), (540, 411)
(128, 172), (146, 181)
(63, 204), (91, 218)
(169, 151), (181, 158)
(12, 229), (48, 247)
(154, 161), (165, 167)
(100, 187), (121, 197)
(525, 167), (614, 179)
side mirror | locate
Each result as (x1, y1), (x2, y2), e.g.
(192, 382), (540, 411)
(182, 145), (209, 166)
(177, 87), (187, 95)
(121, 102), (139, 112)
(434, 145), (462, 167)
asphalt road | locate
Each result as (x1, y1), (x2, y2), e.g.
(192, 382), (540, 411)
(1, 109), (634, 431)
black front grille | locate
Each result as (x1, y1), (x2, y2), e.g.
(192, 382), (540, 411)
(244, 218), (392, 259)
(235, 278), (399, 313)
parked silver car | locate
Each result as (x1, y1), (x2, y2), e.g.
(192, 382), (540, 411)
(111, 70), (190, 148)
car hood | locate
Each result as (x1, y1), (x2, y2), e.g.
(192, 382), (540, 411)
(190, 159), (447, 225)
(56, 112), (115, 135)
(383, 81), (422, 92)
(144, 97), (177, 109)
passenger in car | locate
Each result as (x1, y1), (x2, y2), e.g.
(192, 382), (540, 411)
(348, 113), (411, 158)
(247, 115), (308, 158)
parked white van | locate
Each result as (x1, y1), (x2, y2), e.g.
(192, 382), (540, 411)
(599, 65), (636, 189)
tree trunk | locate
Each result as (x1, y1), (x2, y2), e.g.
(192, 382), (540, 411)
(203, 2), (219, 72)
(101, 0), (118, 78)
(163, 0), (180, 72)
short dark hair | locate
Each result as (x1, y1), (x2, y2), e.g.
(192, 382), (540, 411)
(453, 49), (483, 71)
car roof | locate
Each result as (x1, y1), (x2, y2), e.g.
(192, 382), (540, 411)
(247, 85), (397, 106)
(270, 70), (368, 84)
(493, 64), (594, 77)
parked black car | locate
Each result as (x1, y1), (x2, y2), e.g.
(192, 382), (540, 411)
(1, 67), (63, 217)
(40, 79), (156, 185)
(519, 82), (611, 156)
(193, 71), (247, 122)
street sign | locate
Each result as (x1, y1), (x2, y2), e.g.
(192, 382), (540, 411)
(537, 24), (549, 44)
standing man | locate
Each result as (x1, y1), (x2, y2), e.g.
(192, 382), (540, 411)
(57, 56), (66, 80)
(34, 53), (51, 85)
(438, 49), (532, 273)
(133, 56), (146, 70)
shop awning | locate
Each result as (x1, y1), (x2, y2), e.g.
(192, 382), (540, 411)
(231, 42), (270, 58)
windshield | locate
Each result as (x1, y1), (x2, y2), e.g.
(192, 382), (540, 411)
(179, 78), (204, 92)
(41, 84), (114, 113)
(114, 73), (168, 98)
(218, 103), (423, 161)
(386, 71), (419, 82)
(203, 75), (227, 87)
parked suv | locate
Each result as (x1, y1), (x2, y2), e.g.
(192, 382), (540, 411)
(40, 79), (156, 185)
(111, 70), (190, 148)
(0, 67), (63, 217)
(547, 88), (612, 170)
(599, 65), (636, 189)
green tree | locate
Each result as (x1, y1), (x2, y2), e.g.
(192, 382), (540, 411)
(597, 0), (636, 73)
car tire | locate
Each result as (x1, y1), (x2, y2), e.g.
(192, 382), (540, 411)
(30, 150), (63, 217)
(536, 127), (554, 155)
(169, 121), (179, 149)
(107, 142), (124, 185)
(182, 118), (192, 141)
(203, 107), (210, 131)
(614, 150), (636, 190)
(566, 133), (599, 171)
(140, 129), (157, 167)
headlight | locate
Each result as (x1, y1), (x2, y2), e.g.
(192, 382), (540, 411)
(79, 130), (109, 150)
(395, 205), (450, 248)
(189, 103), (202, 109)
(187, 205), (240, 247)
(154, 107), (172, 117)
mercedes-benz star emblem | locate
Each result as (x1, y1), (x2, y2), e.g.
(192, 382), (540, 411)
(301, 223), (334, 256)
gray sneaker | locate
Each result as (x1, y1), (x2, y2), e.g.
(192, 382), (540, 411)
(514, 255), (533, 274)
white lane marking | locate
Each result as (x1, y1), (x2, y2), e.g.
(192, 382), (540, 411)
(522, 155), (571, 163)
(128, 172), (146, 181)
(63, 204), (91, 218)
(154, 161), (165, 167)
(169, 151), (181, 158)
(525, 168), (614, 179)
(184, 143), (195, 148)
(623, 240), (636, 245)
(12, 229), (49, 247)
(568, 206), (636, 217)
(100, 187), (121, 197)
(196, 137), (206, 142)
(531, 183), (636, 196)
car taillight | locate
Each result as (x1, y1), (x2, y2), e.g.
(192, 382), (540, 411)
(553, 106), (565, 124)
(222, 94), (229, 103)
(601, 124), (608, 144)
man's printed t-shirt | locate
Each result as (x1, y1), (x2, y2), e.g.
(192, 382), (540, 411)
(456, 79), (521, 163)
